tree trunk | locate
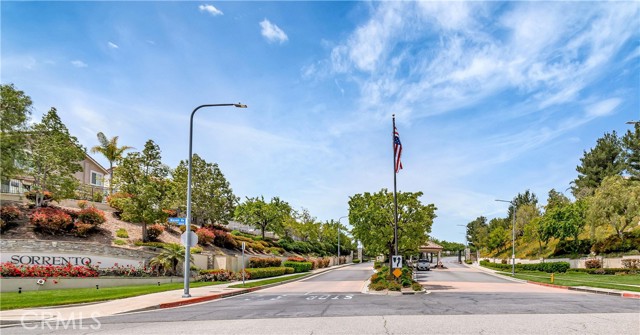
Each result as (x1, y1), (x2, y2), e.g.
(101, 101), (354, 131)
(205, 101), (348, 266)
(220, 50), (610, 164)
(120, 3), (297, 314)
(142, 223), (148, 242)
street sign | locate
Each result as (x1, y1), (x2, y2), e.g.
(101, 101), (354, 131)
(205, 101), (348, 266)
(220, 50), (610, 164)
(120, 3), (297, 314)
(391, 255), (403, 269)
(168, 217), (186, 225)
(180, 231), (198, 247)
(392, 268), (402, 278)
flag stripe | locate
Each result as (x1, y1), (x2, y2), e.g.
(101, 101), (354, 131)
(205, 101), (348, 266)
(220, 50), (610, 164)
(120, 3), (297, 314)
(394, 126), (403, 173)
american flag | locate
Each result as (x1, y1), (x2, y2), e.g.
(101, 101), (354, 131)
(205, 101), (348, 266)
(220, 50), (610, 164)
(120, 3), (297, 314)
(394, 126), (403, 173)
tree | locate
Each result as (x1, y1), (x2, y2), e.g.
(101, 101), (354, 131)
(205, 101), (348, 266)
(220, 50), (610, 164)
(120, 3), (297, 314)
(523, 216), (549, 257)
(348, 189), (437, 266)
(486, 225), (509, 255)
(572, 131), (624, 198)
(466, 216), (488, 250)
(545, 189), (570, 212)
(234, 196), (292, 239)
(90, 132), (133, 194)
(0, 84), (32, 181)
(168, 154), (237, 226)
(112, 140), (170, 241)
(587, 176), (640, 241)
(543, 200), (586, 254)
(508, 190), (538, 222)
(149, 243), (192, 275)
(621, 123), (640, 180)
(515, 203), (540, 238)
(26, 108), (86, 207)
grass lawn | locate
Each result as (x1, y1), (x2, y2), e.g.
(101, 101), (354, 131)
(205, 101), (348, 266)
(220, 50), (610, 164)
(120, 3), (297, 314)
(497, 270), (640, 292)
(229, 273), (309, 289)
(0, 281), (224, 311)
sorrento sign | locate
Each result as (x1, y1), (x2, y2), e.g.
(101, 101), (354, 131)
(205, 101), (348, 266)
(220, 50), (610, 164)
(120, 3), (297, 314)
(2, 252), (143, 269)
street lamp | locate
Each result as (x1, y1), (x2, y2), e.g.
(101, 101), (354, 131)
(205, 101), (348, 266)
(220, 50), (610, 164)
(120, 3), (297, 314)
(495, 199), (516, 276)
(457, 224), (466, 263)
(183, 103), (247, 298)
(337, 216), (348, 264)
(626, 121), (639, 125)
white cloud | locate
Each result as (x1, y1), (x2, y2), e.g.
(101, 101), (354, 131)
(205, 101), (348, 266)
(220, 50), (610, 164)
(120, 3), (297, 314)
(586, 98), (622, 118)
(108, 41), (119, 49)
(198, 4), (223, 16)
(70, 60), (88, 68)
(260, 19), (288, 44)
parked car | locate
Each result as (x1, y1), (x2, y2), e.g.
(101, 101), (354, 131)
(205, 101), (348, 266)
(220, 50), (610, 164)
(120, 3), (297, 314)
(417, 259), (431, 271)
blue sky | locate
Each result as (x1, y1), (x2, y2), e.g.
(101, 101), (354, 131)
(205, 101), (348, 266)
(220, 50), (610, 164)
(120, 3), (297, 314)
(2, 1), (639, 244)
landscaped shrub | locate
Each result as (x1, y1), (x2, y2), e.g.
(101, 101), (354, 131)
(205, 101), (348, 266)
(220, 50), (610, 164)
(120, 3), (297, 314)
(368, 281), (387, 291)
(77, 207), (106, 226)
(116, 228), (129, 238)
(552, 239), (593, 256)
(374, 261), (383, 269)
(352, 259), (361, 263)
(621, 259), (640, 269)
(287, 256), (306, 262)
(73, 222), (95, 237)
(30, 207), (73, 235)
(106, 192), (132, 213)
(283, 260), (313, 273)
(90, 264), (155, 277)
(284, 267), (294, 274)
(92, 192), (103, 203)
(198, 269), (238, 282)
(388, 281), (402, 291)
(0, 205), (22, 222)
(25, 191), (53, 202)
(0, 262), (98, 278)
(568, 268), (632, 275)
(77, 200), (88, 209)
(0, 219), (6, 232)
(114, 239), (126, 245)
(266, 247), (284, 255)
(196, 227), (215, 245)
(213, 229), (238, 249)
(480, 260), (570, 273)
(245, 267), (289, 279)
(412, 282), (423, 291)
(146, 224), (165, 241)
(249, 257), (282, 268)
(585, 259), (602, 269)
(591, 231), (640, 254)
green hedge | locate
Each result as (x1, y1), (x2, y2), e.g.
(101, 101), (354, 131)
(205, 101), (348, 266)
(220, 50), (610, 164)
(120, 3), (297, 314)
(282, 261), (313, 273)
(245, 267), (293, 279)
(480, 260), (570, 273)
(248, 257), (282, 268)
(568, 268), (636, 275)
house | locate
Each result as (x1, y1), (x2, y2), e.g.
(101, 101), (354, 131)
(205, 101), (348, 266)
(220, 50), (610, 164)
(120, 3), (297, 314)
(0, 152), (109, 203)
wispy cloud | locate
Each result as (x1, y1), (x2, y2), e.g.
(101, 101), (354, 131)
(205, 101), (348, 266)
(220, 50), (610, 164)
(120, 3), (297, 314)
(70, 60), (88, 68)
(260, 19), (288, 44)
(586, 98), (622, 118)
(199, 4), (223, 16)
(108, 41), (119, 49)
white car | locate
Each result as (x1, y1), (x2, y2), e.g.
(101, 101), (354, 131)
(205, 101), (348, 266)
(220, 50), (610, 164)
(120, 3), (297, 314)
(417, 259), (431, 271)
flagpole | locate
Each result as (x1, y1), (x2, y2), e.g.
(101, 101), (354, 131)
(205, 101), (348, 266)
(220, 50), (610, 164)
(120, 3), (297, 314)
(393, 114), (399, 257)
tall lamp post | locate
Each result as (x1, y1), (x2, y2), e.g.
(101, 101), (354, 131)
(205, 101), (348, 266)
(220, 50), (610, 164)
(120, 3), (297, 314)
(183, 103), (247, 298)
(495, 199), (516, 276)
(337, 215), (348, 264)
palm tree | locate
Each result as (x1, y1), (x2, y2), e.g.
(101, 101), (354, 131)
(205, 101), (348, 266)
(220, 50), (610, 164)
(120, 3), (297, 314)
(90, 132), (133, 194)
(149, 243), (193, 276)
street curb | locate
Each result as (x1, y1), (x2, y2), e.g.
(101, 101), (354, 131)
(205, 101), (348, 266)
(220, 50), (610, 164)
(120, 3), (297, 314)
(621, 292), (640, 299)
(526, 281), (569, 290)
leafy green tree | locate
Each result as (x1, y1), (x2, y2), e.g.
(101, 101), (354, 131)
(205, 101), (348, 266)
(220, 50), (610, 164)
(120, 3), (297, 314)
(486, 225), (509, 254)
(622, 123), (640, 180)
(545, 189), (570, 211)
(572, 131), (624, 198)
(293, 208), (322, 242)
(0, 84), (32, 181)
(508, 190), (538, 223)
(348, 189), (437, 266)
(466, 216), (488, 250)
(90, 132), (133, 194)
(523, 216), (550, 257)
(168, 154), (237, 226)
(235, 196), (292, 239)
(515, 203), (540, 238)
(26, 108), (85, 206)
(587, 176), (640, 241)
(113, 140), (169, 241)
(543, 200), (587, 253)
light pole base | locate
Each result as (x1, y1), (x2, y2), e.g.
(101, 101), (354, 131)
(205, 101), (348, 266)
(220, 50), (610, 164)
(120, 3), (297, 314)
(182, 294), (191, 298)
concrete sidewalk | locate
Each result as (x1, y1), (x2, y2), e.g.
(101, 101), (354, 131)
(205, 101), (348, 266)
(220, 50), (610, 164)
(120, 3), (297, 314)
(0, 264), (353, 326)
(467, 261), (640, 299)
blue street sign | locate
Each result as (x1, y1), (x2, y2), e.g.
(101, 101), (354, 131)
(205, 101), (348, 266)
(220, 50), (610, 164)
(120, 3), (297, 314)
(168, 217), (186, 225)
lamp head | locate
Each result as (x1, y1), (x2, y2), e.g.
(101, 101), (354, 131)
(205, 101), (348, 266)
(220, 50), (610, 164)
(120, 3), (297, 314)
(234, 103), (248, 108)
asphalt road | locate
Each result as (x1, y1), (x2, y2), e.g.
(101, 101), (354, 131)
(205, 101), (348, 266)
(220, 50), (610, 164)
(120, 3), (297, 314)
(4, 259), (639, 334)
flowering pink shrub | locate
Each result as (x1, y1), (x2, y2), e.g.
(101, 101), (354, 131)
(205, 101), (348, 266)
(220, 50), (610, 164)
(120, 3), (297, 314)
(73, 222), (94, 237)
(197, 269), (240, 281)
(30, 207), (73, 234)
(196, 227), (215, 245)
(0, 262), (98, 278)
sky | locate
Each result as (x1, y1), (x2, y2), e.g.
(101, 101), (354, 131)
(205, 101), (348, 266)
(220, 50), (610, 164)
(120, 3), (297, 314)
(2, 1), (639, 244)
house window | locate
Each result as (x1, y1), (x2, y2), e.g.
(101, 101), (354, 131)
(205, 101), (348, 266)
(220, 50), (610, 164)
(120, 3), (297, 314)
(90, 171), (103, 186)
